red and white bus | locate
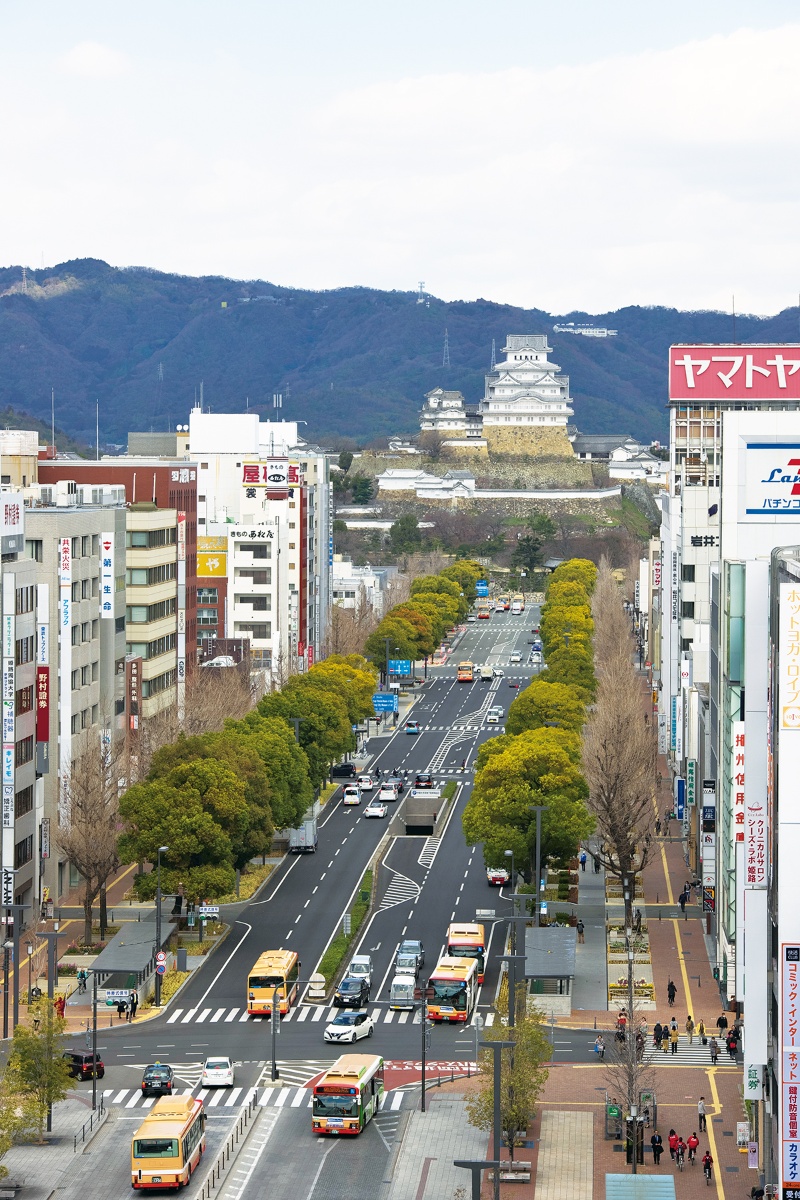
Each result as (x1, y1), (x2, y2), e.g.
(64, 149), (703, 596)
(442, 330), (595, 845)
(427, 955), (479, 1023)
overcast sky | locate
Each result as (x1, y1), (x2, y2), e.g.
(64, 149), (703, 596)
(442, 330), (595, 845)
(2, 2), (798, 314)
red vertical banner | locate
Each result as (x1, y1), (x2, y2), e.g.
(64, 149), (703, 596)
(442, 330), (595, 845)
(307, 645), (314, 667)
(36, 666), (49, 742)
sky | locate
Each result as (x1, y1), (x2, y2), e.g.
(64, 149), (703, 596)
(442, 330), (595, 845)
(2, 1), (799, 315)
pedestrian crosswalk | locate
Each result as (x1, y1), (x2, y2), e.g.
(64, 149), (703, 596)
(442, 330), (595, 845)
(643, 1042), (735, 1067)
(166, 1002), (428, 1027)
(102, 1082), (407, 1111)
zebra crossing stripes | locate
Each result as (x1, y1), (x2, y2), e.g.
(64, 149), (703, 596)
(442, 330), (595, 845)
(164, 1003), (425, 1027)
(644, 1043), (736, 1067)
(101, 1083), (408, 1111)
(418, 837), (441, 869)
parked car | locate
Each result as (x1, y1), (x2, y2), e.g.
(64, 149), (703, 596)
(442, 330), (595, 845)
(330, 762), (357, 780)
(64, 1050), (104, 1080)
(201, 1057), (235, 1087)
(486, 865), (510, 886)
(364, 800), (388, 818)
(398, 939), (424, 968)
(343, 785), (361, 806)
(324, 1011), (374, 1043)
(404, 720), (421, 735)
(334, 977), (370, 1008)
(141, 1063), (175, 1097)
(414, 773), (434, 789)
(357, 775), (374, 792)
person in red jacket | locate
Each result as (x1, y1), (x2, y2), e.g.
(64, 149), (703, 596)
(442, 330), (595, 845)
(668, 1130), (679, 1160)
(687, 1133), (700, 1164)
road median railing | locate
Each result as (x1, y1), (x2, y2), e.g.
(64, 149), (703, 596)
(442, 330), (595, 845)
(196, 1089), (260, 1198)
(72, 1096), (107, 1152)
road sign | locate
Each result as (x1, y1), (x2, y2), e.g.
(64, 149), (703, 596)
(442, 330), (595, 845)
(156, 963), (166, 975)
(198, 906), (219, 916)
(156, 950), (167, 963)
(105, 988), (131, 1000)
(388, 659), (411, 675)
(476, 580), (489, 597)
(372, 692), (398, 714)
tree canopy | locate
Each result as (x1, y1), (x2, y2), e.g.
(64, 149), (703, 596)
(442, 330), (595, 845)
(506, 678), (585, 737)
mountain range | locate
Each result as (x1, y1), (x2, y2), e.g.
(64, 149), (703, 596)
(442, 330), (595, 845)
(0, 258), (797, 448)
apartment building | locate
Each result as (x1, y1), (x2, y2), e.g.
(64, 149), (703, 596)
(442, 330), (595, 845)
(125, 505), (181, 722)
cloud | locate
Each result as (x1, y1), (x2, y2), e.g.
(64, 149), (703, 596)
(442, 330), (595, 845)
(59, 41), (129, 79)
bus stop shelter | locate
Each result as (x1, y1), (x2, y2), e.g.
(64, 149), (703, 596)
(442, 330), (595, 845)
(523, 926), (576, 1015)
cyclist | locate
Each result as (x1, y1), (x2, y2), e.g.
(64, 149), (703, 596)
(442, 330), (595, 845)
(702, 1150), (713, 1183)
(668, 1130), (679, 1160)
(675, 1137), (687, 1170)
(77, 969), (87, 994)
(687, 1132), (699, 1164)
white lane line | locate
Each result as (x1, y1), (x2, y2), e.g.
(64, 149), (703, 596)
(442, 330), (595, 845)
(181, 1009), (197, 1023)
(225, 1008), (238, 1022)
(258, 1088), (275, 1106)
(112, 1089), (128, 1103)
(196, 1008), (212, 1023)
(311, 1006), (326, 1022)
(397, 1011), (410, 1023)
(291, 1088), (307, 1108)
(207, 1089), (225, 1107)
(274, 1089), (291, 1108)
(390, 1091), (403, 1110)
(210, 1008), (226, 1022)
(296, 1007), (310, 1022)
(239, 1010), (250, 1022)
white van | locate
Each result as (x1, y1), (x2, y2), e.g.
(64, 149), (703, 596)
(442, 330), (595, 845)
(348, 954), (373, 985)
(389, 974), (417, 1009)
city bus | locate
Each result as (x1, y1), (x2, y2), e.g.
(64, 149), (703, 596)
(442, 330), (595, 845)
(131, 1095), (206, 1190)
(312, 1053), (385, 1135)
(447, 921), (486, 982)
(477, 600), (492, 619)
(511, 592), (525, 613)
(457, 661), (475, 682)
(427, 955), (479, 1023)
(498, 594), (510, 611)
(247, 948), (300, 1017)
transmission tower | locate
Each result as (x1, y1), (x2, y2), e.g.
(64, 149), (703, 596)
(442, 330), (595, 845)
(443, 328), (450, 368)
(417, 281), (426, 304)
(490, 338), (496, 370)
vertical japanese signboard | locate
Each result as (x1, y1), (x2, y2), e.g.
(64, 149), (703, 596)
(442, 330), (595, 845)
(100, 532), (114, 617)
(783, 946), (800, 1198)
(59, 538), (72, 824)
(2, 571), (14, 886)
(731, 721), (746, 846)
(702, 780), (716, 912)
(176, 513), (186, 721)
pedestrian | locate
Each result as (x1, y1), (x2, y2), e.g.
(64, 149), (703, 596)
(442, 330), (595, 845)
(727, 1033), (738, 1061)
(698, 1096), (707, 1132)
(576, 919), (585, 944)
(635, 908), (642, 934)
(636, 1031), (644, 1060)
(685, 1015), (695, 1044)
(654, 1021), (663, 1051)
(667, 979), (677, 1006)
(679, 890), (687, 913)
(670, 1024), (679, 1054)
(651, 1130), (664, 1165)
(594, 854), (601, 874)
(668, 1129), (678, 1160)
(128, 990), (139, 1022)
(698, 1017), (706, 1044)
(595, 1034), (605, 1059)
(580, 850), (587, 872)
(116, 998), (127, 1021)
(716, 1011), (729, 1037)
(655, 818), (662, 836)
(55, 995), (65, 1019)
(709, 1037), (719, 1065)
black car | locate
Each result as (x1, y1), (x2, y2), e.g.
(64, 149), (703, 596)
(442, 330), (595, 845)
(414, 772), (434, 789)
(64, 1050), (104, 1080)
(141, 1063), (175, 1097)
(330, 762), (357, 780)
(334, 976), (370, 1008)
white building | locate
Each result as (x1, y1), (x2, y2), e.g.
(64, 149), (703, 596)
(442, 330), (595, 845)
(480, 334), (574, 456)
(331, 557), (396, 617)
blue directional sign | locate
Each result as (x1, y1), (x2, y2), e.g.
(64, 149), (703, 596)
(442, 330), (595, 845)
(388, 659), (411, 675)
(476, 580), (489, 597)
(373, 692), (399, 714)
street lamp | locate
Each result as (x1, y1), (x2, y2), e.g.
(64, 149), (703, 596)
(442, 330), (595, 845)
(26, 942), (33, 1009)
(2, 938), (13, 1039)
(504, 850), (516, 953)
(154, 846), (168, 1008)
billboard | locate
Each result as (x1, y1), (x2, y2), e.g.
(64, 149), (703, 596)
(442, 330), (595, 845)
(670, 344), (800, 401)
(197, 552), (227, 578)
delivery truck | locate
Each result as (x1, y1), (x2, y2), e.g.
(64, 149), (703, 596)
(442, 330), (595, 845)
(289, 816), (318, 853)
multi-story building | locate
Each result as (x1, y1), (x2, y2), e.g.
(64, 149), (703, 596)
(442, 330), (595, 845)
(125, 505), (181, 723)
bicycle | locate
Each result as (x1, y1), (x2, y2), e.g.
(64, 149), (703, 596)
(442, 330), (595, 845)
(703, 1161), (713, 1185)
(688, 1147), (697, 1166)
(676, 1150), (685, 1172)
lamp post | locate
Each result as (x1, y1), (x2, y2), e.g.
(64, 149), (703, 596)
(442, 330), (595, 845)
(527, 806), (548, 927)
(37, 924), (61, 1000)
(504, 850), (516, 953)
(26, 941), (33, 1009)
(2, 938), (13, 1039)
(154, 846), (168, 1007)
(89, 968), (99, 1111)
(480, 1039), (515, 1200)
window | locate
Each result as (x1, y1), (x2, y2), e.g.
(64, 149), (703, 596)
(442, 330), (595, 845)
(92, 661), (99, 681)
(15, 585), (35, 614)
(250, 545), (271, 560)
(71, 714), (80, 734)
(142, 669), (176, 698)
(15, 685), (33, 716)
(92, 534), (99, 556)
(72, 537), (80, 558)
(25, 539), (43, 563)
(681, 638), (694, 653)
(81, 622), (90, 642)
(71, 669), (80, 690)
(82, 578), (91, 599)
(237, 569), (271, 585)
(72, 625), (80, 646)
(126, 563), (177, 586)
(92, 577), (99, 597)
(197, 609), (218, 625)
(82, 665), (90, 686)
(72, 581), (81, 601)
(237, 595), (270, 611)
(126, 634), (177, 660)
(128, 527), (176, 549)
(81, 708), (90, 729)
(197, 588), (218, 604)
(126, 599), (176, 624)
(681, 565), (696, 583)
(91, 704), (98, 724)
(681, 601), (695, 619)
(14, 835), (33, 869)
(236, 622), (270, 640)
(115, 698), (125, 716)
(82, 536), (90, 556)
(16, 636), (35, 664)
(15, 785), (33, 817)
(115, 616), (125, 634)
(15, 735), (33, 766)
(92, 619), (98, 638)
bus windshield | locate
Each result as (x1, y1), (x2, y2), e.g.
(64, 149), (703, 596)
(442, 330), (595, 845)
(313, 1094), (359, 1118)
(133, 1138), (179, 1159)
(249, 974), (285, 989)
(431, 982), (467, 1008)
(448, 946), (483, 967)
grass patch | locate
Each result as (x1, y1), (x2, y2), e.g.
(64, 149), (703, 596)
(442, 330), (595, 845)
(441, 781), (457, 801)
(214, 864), (274, 904)
(176, 935), (224, 955)
(317, 868), (373, 985)
(318, 783), (338, 807)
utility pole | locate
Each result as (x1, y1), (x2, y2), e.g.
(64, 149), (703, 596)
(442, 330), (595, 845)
(480, 1039), (515, 1200)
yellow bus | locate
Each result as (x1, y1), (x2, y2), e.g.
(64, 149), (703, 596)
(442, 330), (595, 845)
(247, 948), (300, 1017)
(131, 1095), (206, 1191)
(427, 955), (479, 1023)
(477, 600), (492, 619)
(512, 592), (525, 613)
(498, 594), (510, 611)
(447, 921), (486, 982)
(312, 1053), (385, 1135)
(457, 661), (475, 682)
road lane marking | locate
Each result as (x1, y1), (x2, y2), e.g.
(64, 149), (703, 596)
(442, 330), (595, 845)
(181, 1009), (197, 1023)
(210, 1008), (226, 1022)
(225, 1087), (243, 1107)
(167, 1009), (183, 1024)
(225, 1008), (238, 1021)
(196, 1008), (212, 1022)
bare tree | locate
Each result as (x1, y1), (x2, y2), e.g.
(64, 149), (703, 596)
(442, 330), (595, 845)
(327, 586), (382, 657)
(604, 986), (657, 1165)
(55, 736), (123, 945)
(582, 563), (657, 926)
(417, 430), (449, 461)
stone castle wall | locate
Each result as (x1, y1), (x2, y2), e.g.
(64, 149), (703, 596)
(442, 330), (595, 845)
(483, 425), (574, 458)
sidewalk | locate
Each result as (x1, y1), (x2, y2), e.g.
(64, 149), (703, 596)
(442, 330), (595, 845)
(0, 1096), (105, 1200)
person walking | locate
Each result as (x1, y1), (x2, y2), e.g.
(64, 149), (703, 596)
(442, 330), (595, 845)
(595, 1034), (605, 1059)
(709, 1037), (719, 1065)
(576, 919), (585, 944)
(128, 990), (139, 1022)
(580, 850), (587, 872)
(698, 1017), (707, 1045)
(670, 1023), (679, 1055)
(653, 1021), (663, 1051)
(698, 1096), (707, 1132)
(685, 1014), (695, 1044)
(594, 854), (601, 874)
(727, 1032), (738, 1061)
(679, 889), (688, 914)
(716, 1011), (729, 1037)
(635, 909), (642, 934)
(655, 818), (662, 836)
(668, 1130), (679, 1160)
(667, 979), (677, 1006)
(663, 1020), (670, 1052)
(651, 1130), (664, 1165)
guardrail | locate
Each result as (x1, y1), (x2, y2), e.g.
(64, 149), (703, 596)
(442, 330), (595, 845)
(196, 1089), (260, 1198)
(73, 1097), (106, 1151)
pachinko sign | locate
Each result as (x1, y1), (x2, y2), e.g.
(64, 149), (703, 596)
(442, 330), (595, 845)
(743, 443), (800, 517)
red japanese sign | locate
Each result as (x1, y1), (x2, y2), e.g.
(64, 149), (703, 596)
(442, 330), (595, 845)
(670, 344), (800, 401)
(36, 667), (49, 742)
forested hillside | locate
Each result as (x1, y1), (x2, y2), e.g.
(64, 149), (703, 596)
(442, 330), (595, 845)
(0, 258), (793, 447)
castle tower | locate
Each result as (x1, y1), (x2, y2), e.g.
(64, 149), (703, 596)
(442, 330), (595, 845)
(480, 334), (574, 457)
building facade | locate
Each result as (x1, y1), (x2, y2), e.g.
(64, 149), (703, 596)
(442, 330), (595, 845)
(480, 334), (574, 456)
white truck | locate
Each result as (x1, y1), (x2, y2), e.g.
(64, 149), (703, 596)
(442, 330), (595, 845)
(288, 816), (318, 853)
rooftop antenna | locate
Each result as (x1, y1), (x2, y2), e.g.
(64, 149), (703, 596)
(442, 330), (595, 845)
(417, 281), (425, 304)
(273, 393), (283, 413)
(490, 338), (496, 370)
(96, 400), (99, 461)
(51, 387), (55, 453)
(442, 328), (450, 368)
(732, 294), (736, 344)
(199, 380), (204, 412)
(21, 266), (27, 294)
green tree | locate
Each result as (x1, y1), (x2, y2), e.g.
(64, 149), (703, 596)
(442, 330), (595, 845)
(338, 450), (354, 473)
(541, 644), (596, 701)
(539, 604), (594, 661)
(408, 590), (461, 631)
(549, 558), (597, 593)
(390, 605), (435, 658)
(365, 616), (419, 670)
(462, 726), (593, 872)
(388, 514), (422, 554)
(305, 658), (377, 725)
(510, 535), (543, 575)
(545, 579), (591, 609)
(350, 473), (374, 503)
(506, 679), (585, 737)
(400, 598), (447, 647)
(527, 511), (557, 542)
(6, 999), (75, 1143)
(439, 560), (483, 602)
(466, 1005), (550, 1159)
(257, 685), (353, 789)
(235, 713), (314, 825)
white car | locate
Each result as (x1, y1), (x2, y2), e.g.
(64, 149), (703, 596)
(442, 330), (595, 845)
(510, 652), (522, 664)
(378, 784), (398, 802)
(357, 775), (374, 792)
(467, 615), (477, 623)
(364, 800), (388, 818)
(486, 706), (504, 724)
(201, 1057), (235, 1087)
(343, 785), (361, 806)
(323, 1010), (375, 1043)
